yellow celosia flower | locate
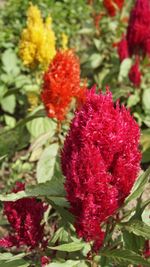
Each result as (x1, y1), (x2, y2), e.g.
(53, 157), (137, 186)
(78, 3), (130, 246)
(61, 33), (68, 51)
(37, 17), (56, 67)
(27, 92), (39, 111)
(27, 4), (43, 26)
(19, 3), (56, 68)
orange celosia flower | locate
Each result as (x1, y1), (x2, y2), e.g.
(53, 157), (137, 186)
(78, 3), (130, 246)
(41, 50), (86, 121)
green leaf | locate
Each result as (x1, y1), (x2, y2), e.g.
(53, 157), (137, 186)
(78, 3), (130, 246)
(142, 209), (150, 226)
(127, 93), (140, 108)
(4, 115), (16, 128)
(94, 69), (110, 87)
(29, 147), (43, 162)
(0, 109), (45, 156)
(48, 200), (72, 222)
(0, 74), (9, 83)
(142, 89), (150, 114)
(37, 143), (59, 183)
(15, 75), (31, 89)
(118, 58), (132, 82)
(108, 20), (118, 31)
(141, 129), (150, 163)
(49, 242), (84, 252)
(0, 155), (7, 161)
(76, 262), (89, 267)
(141, 129), (150, 151)
(0, 253), (13, 261)
(123, 220), (150, 239)
(125, 167), (150, 204)
(27, 117), (56, 139)
(0, 253), (29, 267)
(30, 132), (53, 152)
(0, 85), (7, 101)
(101, 249), (150, 266)
(1, 95), (16, 114)
(4, 88), (20, 98)
(3, 253), (26, 261)
(0, 126), (30, 158)
(1, 49), (18, 75)
(15, 108), (46, 129)
(93, 38), (101, 51)
(123, 230), (145, 253)
(0, 178), (66, 205)
(142, 148), (150, 163)
(89, 53), (103, 69)
(52, 227), (69, 244)
(50, 227), (64, 244)
(144, 115), (150, 127)
(47, 260), (80, 267)
(133, 112), (143, 126)
(0, 259), (29, 267)
(48, 195), (68, 208)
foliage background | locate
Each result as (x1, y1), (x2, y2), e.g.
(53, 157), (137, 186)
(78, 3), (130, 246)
(0, 0), (150, 266)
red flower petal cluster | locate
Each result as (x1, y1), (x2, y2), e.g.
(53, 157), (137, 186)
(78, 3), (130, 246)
(116, 0), (150, 87)
(128, 58), (141, 87)
(117, 35), (129, 62)
(103, 0), (124, 16)
(41, 256), (51, 267)
(0, 182), (47, 249)
(61, 88), (141, 251)
(41, 50), (86, 121)
(127, 0), (150, 56)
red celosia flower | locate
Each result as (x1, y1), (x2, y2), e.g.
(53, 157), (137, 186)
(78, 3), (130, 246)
(103, 0), (124, 16)
(129, 58), (141, 87)
(41, 256), (51, 267)
(117, 35), (129, 62)
(0, 182), (47, 249)
(41, 50), (86, 121)
(61, 88), (141, 251)
(127, 0), (150, 56)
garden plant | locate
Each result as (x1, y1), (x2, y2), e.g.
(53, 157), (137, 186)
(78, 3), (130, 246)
(0, 0), (150, 266)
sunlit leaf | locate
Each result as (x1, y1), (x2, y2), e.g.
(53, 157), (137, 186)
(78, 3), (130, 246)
(101, 249), (150, 266)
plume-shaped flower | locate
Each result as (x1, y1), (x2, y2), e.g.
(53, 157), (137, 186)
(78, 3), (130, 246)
(61, 88), (141, 251)
(127, 0), (150, 56)
(129, 58), (141, 87)
(0, 182), (47, 249)
(41, 50), (86, 121)
(117, 35), (129, 62)
(19, 4), (56, 68)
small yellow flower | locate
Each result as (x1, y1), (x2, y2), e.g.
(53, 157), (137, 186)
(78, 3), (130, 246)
(61, 33), (68, 51)
(27, 92), (39, 111)
(19, 3), (56, 68)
